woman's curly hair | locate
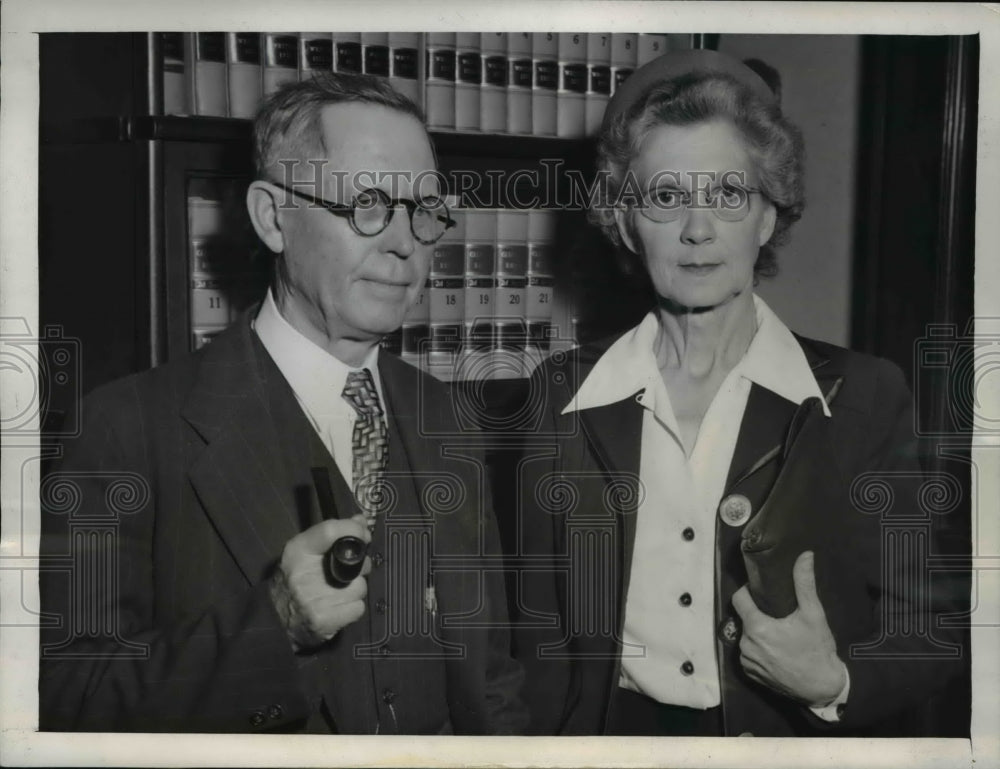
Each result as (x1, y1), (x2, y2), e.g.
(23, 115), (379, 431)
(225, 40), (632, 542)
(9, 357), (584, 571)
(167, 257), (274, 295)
(589, 70), (805, 280)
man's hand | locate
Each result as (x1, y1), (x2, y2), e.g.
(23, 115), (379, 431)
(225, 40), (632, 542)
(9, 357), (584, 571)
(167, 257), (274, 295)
(732, 551), (847, 707)
(269, 515), (372, 653)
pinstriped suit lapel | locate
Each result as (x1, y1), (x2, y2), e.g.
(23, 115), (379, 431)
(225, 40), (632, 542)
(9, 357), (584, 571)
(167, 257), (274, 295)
(182, 317), (301, 584)
(377, 352), (440, 513)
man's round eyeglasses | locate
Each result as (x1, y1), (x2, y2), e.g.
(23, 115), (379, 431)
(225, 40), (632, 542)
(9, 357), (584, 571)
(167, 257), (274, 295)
(634, 185), (764, 224)
(269, 181), (456, 245)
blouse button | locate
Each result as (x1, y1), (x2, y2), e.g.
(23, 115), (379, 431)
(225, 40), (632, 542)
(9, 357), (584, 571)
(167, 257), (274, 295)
(681, 661), (695, 676)
(682, 527), (695, 541)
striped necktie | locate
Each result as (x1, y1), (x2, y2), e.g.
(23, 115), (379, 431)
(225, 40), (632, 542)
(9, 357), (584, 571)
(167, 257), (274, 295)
(341, 368), (389, 525)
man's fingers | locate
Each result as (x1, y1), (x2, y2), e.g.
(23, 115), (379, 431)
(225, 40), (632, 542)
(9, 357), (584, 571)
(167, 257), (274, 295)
(297, 572), (368, 605)
(307, 599), (367, 641)
(346, 573), (368, 601)
(295, 579), (369, 641)
(292, 517), (371, 557)
(337, 599), (366, 627)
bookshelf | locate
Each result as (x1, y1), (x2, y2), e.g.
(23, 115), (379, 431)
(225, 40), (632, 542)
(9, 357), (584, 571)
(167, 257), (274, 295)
(40, 31), (676, 413)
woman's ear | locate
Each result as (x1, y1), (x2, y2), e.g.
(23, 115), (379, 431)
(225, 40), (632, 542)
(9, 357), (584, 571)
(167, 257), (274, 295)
(613, 206), (639, 254)
(247, 181), (286, 255)
(757, 199), (777, 247)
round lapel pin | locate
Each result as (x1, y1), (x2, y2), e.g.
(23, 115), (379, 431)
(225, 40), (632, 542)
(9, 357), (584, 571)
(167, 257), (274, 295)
(718, 493), (752, 527)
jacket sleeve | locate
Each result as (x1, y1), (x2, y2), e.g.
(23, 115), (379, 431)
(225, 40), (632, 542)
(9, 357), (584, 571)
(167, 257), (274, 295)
(510, 364), (576, 735)
(422, 379), (529, 735)
(834, 358), (966, 730)
(480, 481), (531, 735)
(38, 386), (312, 732)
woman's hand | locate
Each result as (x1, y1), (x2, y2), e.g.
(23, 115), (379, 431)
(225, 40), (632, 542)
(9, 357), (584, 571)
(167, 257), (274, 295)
(732, 551), (847, 707)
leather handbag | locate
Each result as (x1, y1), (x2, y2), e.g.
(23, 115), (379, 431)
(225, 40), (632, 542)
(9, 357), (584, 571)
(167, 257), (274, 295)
(740, 396), (848, 618)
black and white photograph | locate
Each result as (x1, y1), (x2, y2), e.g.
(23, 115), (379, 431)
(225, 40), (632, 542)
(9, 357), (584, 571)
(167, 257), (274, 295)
(1, 2), (998, 767)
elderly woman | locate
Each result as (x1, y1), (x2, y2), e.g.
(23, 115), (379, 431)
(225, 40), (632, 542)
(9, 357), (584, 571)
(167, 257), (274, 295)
(514, 49), (959, 736)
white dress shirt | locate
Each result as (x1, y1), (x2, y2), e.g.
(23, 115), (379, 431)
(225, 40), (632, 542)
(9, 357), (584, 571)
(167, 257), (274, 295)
(563, 295), (847, 718)
(253, 289), (385, 488)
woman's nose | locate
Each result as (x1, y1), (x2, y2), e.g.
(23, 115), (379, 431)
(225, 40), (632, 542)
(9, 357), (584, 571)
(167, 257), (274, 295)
(679, 205), (717, 246)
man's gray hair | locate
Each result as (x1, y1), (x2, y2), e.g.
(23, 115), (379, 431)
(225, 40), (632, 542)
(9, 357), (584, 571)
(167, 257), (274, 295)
(252, 71), (426, 181)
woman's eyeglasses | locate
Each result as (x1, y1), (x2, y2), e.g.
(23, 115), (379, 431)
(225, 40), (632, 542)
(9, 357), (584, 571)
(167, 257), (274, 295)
(635, 184), (764, 223)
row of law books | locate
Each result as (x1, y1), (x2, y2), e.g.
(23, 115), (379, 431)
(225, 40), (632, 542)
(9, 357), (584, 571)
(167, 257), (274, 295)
(187, 184), (576, 381)
(381, 202), (576, 381)
(187, 178), (270, 350)
(160, 31), (692, 138)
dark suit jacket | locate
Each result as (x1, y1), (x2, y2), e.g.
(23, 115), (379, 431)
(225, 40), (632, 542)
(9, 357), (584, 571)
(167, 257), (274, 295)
(39, 313), (527, 734)
(514, 331), (963, 736)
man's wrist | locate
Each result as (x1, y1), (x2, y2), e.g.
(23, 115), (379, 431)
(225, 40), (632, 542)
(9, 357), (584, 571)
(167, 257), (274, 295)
(268, 569), (305, 653)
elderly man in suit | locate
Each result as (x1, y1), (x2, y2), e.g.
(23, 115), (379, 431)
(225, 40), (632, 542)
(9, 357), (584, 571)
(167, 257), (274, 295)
(40, 72), (526, 734)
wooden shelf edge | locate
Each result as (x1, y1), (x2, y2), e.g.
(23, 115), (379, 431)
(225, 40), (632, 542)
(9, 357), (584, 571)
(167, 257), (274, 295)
(47, 114), (596, 156)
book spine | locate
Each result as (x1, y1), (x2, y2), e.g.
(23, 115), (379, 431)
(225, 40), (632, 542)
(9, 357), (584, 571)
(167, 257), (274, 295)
(479, 33), (508, 134)
(556, 33), (587, 139)
(188, 193), (230, 347)
(388, 32), (420, 104)
(188, 32), (228, 117)
(299, 33), (333, 82)
(188, 178), (270, 350)
(637, 33), (668, 67)
(666, 33), (694, 51)
(263, 33), (300, 97)
(525, 209), (558, 369)
(160, 32), (186, 115)
(531, 32), (558, 137)
(610, 33), (638, 97)
(401, 179), (435, 370)
(400, 276), (430, 369)
(585, 32), (611, 136)
(332, 32), (362, 74)
(506, 32), (533, 135)
(425, 32), (456, 130)
(454, 33), (481, 132)
(494, 209), (529, 378)
(361, 32), (390, 78)
(227, 33), (262, 119)
(427, 198), (465, 381)
(462, 209), (497, 367)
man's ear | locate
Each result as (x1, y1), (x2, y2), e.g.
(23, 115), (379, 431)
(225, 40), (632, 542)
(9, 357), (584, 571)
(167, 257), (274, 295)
(613, 206), (639, 254)
(757, 199), (777, 247)
(247, 181), (286, 255)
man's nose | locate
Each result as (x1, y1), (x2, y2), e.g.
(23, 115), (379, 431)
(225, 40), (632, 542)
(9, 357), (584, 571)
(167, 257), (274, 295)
(381, 205), (417, 259)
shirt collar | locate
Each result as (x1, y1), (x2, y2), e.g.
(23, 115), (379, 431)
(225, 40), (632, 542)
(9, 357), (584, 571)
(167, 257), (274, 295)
(562, 295), (830, 417)
(742, 295), (830, 416)
(253, 289), (382, 415)
(561, 312), (662, 415)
